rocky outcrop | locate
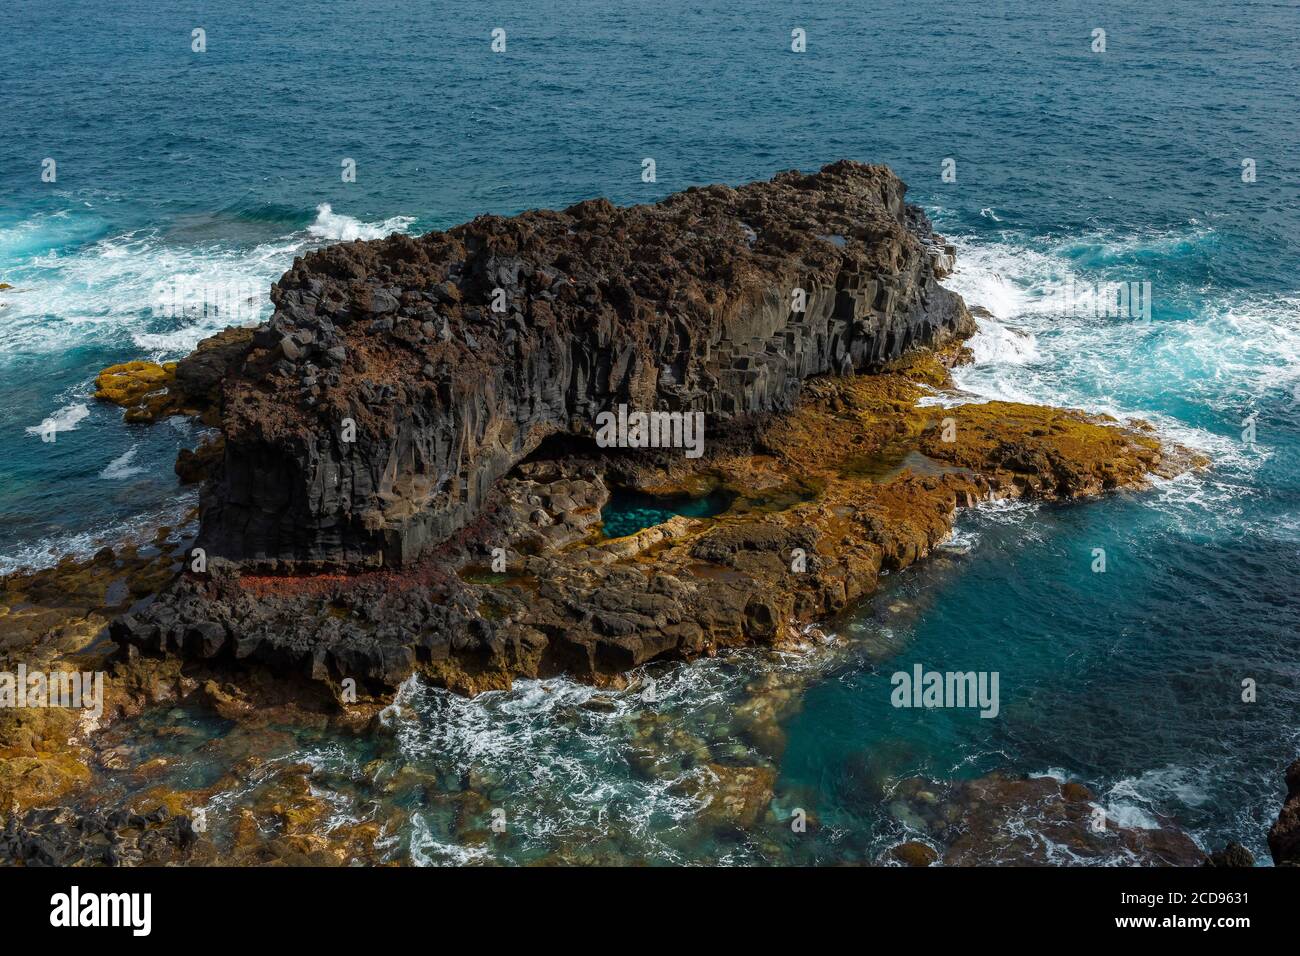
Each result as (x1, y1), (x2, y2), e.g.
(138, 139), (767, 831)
(102, 161), (1204, 697)
(198, 161), (971, 569)
(1204, 842), (1255, 867)
(882, 773), (1207, 866)
(110, 343), (1201, 695)
(0, 805), (197, 867)
(94, 360), (179, 423)
(1268, 757), (1300, 865)
(94, 326), (253, 425)
(7, 162), (1224, 865)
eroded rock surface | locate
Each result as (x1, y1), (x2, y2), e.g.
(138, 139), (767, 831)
(93, 162), (1205, 701)
(111, 344), (1202, 696)
(198, 161), (971, 569)
(0, 163), (1243, 865)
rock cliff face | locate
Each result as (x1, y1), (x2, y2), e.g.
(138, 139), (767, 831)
(199, 161), (971, 568)
(110, 343), (1197, 695)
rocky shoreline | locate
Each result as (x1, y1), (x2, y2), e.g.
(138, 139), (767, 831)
(98, 162), (1202, 698)
(2, 161), (1292, 866)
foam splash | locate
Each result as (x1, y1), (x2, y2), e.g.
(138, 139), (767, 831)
(0, 208), (108, 262)
(940, 228), (1300, 410)
(0, 205), (416, 359)
(962, 314), (1040, 367)
(99, 444), (144, 480)
(24, 402), (88, 436)
(0, 493), (196, 577)
(307, 204), (415, 243)
(307, 644), (842, 864)
(931, 226), (1297, 487)
(1103, 766), (1212, 833)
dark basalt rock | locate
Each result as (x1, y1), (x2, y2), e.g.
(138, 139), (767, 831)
(109, 162), (1134, 695)
(1268, 757), (1300, 865)
(1204, 842), (1255, 867)
(198, 160), (971, 569)
(174, 325), (256, 411)
(0, 805), (198, 867)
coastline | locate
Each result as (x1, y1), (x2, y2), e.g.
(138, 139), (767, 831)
(9, 162), (1283, 867)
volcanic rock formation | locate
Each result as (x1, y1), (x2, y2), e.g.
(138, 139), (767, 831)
(106, 162), (1202, 696)
(198, 161), (971, 569)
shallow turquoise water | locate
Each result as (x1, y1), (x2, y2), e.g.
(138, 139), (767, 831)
(3, 0), (1299, 862)
(600, 488), (735, 538)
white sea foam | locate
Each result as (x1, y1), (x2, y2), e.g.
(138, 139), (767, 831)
(928, 225), (1297, 526)
(1102, 766), (1211, 833)
(409, 813), (493, 866)
(937, 525), (978, 554)
(963, 314), (1040, 368)
(99, 445), (144, 480)
(308, 203), (415, 242)
(0, 494), (196, 577)
(0, 204), (415, 359)
(24, 402), (89, 437)
(0, 208), (106, 262)
(1029, 768), (1070, 783)
(941, 230), (1300, 411)
(915, 392), (991, 409)
(971, 497), (1040, 521)
(324, 641), (847, 863)
(1101, 802), (1162, 832)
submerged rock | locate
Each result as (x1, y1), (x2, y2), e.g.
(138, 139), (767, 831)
(886, 773), (1206, 867)
(668, 762), (778, 830)
(890, 840), (940, 867)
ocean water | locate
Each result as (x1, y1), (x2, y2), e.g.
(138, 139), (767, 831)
(3, 0), (1299, 862)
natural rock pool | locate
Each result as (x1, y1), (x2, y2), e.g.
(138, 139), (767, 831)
(598, 488), (737, 539)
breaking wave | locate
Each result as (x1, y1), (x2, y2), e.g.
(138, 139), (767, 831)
(0, 204), (416, 360)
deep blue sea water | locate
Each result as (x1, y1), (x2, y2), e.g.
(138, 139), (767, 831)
(3, 1), (1298, 863)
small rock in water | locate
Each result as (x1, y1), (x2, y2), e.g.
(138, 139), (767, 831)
(890, 841), (939, 867)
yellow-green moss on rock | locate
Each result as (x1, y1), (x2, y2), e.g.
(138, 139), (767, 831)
(94, 360), (183, 423)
